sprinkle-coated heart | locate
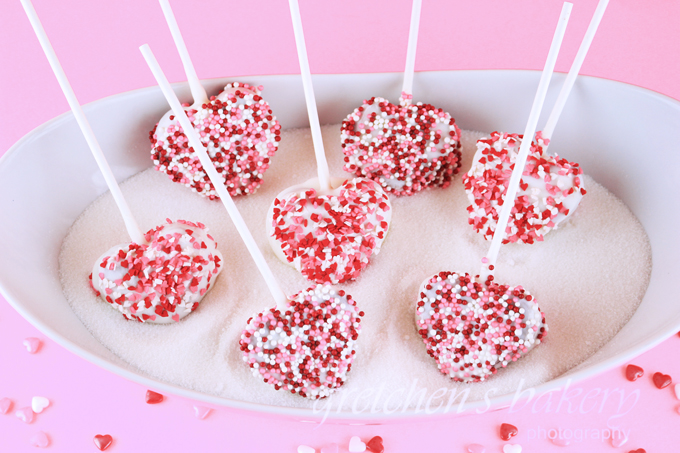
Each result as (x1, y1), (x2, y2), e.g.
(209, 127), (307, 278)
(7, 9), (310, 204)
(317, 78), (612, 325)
(145, 390), (164, 404)
(464, 131), (585, 244)
(31, 396), (49, 413)
(150, 82), (280, 199)
(348, 436), (366, 453)
(29, 431), (49, 448)
(320, 443), (339, 453)
(652, 372), (672, 389)
(240, 285), (363, 399)
(366, 436), (384, 453)
(15, 407), (34, 423)
(23, 337), (41, 354)
(503, 444), (522, 453)
(91, 220), (222, 324)
(628, 449), (646, 453)
(500, 423), (518, 441)
(625, 364), (644, 381)
(268, 177), (391, 285)
(93, 434), (113, 451)
(467, 444), (486, 453)
(341, 93), (462, 196)
(297, 446), (316, 453)
(416, 271), (546, 382)
(0, 397), (12, 414)
(552, 437), (571, 447)
(193, 405), (211, 420)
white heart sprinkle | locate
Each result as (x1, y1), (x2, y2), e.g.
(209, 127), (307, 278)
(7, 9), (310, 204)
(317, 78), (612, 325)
(31, 396), (50, 414)
(23, 337), (41, 354)
(348, 436), (366, 453)
(193, 405), (211, 420)
(503, 444), (522, 453)
(297, 446), (316, 453)
(674, 383), (680, 400)
(29, 431), (49, 448)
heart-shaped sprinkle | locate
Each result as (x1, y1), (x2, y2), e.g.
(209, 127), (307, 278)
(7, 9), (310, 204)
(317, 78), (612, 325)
(341, 94), (462, 196)
(193, 405), (211, 420)
(625, 364), (644, 381)
(320, 444), (339, 453)
(0, 397), (12, 414)
(366, 436), (384, 453)
(349, 436), (366, 453)
(240, 285), (363, 399)
(297, 446), (316, 453)
(500, 423), (518, 441)
(93, 434), (113, 451)
(628, 449), (646, 453)
(15, 407), (34, 423)
(91, 220), (222, 324)
(674, 383), (680, 400)
(552, 437), (571, 447)
(653, 372), (672, 389)
(31, 396), (49, 413)
(467, 444), (486, 453)
(23, 337), (42, 354)
(464, 131), (585, 244)
(503, 444), (522, 453)
(29, 431), (49, 448)
(150, 83), (280, 199)
(269, 177), (391, 285)
(416, 271), (546, 382)
(145, 390), (164, 404)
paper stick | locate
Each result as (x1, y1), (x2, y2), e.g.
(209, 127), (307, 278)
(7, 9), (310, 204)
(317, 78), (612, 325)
(481, 2), (572, 280)
(543, 0), (609, 140)
(401, 0), (422, 104)
(20, 0), (146, 245)
(287, 0), (331, 191)
(158, 0), (209, 107)
(140, 44), (289, 309)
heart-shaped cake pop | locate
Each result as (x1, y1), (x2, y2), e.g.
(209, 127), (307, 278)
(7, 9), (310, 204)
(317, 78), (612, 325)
(268, 177), (391, 285)
(415, 271), (546, 382)
(150, 82), (281, 199)
(463, 131), (585, 244)
(239, 284), (363, 399)
(341, 94), (462, 196)
(90, 219), (222, 324)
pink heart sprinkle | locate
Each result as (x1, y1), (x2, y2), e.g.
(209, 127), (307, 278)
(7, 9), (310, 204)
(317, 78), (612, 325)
(503, 445), (522, 453)
(23, 337), (41, 354)
(193, 405), (211, 420)
(0, 397), (13, 414)
(611, 433), (628, 448)
(349, 436), (366, 452)
(297, 446), (316, 453)
(29, 431), (49, 448)
(552, 437), (571, 447)
(467, 444), (486, 453)
(15, 407), (34, 423)
(674, 383), (680, 400)
(320, 444), (339, 453)
(172, 314), (180, 322)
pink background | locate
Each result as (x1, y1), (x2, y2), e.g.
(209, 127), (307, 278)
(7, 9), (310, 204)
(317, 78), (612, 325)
(1, 0), (679, 451)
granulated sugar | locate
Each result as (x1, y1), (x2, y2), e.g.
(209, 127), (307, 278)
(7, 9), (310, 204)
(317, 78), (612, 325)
(59, 125), (652, 411)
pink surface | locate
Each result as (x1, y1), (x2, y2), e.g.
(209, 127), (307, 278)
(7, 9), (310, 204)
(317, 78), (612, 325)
(1, 0), (679, 450)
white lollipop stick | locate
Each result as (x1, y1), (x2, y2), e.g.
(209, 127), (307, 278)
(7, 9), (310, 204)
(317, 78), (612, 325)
(158, 0), (209, 108)
(288, 0), (331, 192)
(20, 0), (146, 245)
(140, 44), (289, 309)
(543, 0), (609, 140)
(481, 2), (572, 280)
(401, 0), (422, 104)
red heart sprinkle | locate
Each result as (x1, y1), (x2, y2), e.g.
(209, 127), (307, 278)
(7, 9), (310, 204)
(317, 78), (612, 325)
(653, 372), (672, 389)
(145, 390), (164, 404)
(625, 364), (644, 381)
(93, 434), (113, 451)
(500, 423), (519, 441)
(366, 436), (384, 453)
(628, 449), (646, 453)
